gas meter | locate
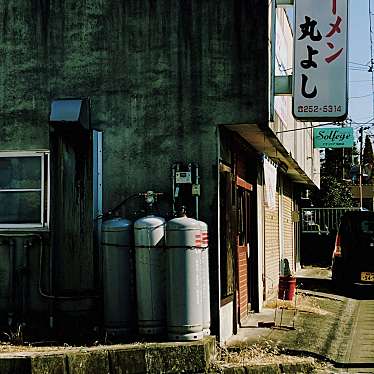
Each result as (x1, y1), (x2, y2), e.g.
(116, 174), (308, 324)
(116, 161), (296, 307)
(172, 162), (200, 219)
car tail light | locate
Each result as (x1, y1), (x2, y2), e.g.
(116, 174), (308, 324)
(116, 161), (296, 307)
(333, 234), (342, 257)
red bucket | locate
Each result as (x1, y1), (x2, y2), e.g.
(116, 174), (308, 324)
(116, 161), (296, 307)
(278, 275), (296, 300)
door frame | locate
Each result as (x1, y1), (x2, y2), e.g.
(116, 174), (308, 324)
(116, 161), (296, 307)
(235, 176), (253, 324)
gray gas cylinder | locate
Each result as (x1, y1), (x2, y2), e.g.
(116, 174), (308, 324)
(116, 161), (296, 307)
(101, 218), (134, 335)
(197, 220), (210, 336)
(134, 215), (166, 334)
(166, 216), (203, 341)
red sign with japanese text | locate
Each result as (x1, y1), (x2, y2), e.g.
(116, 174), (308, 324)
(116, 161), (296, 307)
(293, 0), (348, 121)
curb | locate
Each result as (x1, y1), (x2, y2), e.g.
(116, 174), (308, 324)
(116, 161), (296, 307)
(296, 288), (347, 302)
(220, 358), (317, 373)
(0, 337), (216, 374)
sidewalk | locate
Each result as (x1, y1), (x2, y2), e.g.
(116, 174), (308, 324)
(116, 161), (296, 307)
(222, 267), (358, 373)
(0, 267), (360, 374)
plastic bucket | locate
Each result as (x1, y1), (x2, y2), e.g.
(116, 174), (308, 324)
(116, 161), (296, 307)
(278, 275), (296, 300)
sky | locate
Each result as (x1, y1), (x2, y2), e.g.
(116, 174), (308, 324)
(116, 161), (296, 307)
(348, 0), (374, 138)
(287, 1), (373, 141)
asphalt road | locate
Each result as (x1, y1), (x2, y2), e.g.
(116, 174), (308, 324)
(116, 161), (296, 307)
(297, 267), (374, 373)
(329, 299), (374, 373)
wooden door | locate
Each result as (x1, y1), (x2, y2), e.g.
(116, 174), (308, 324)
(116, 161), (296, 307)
(236, 177), (252, 323)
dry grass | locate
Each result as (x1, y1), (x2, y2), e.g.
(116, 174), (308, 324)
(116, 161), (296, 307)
(264, 292), (332, 316)
(214, 339), (315, 367)
(0, 342), (78, 353)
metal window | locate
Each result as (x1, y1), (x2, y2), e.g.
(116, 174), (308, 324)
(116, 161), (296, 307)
(0, 151), (50, 229)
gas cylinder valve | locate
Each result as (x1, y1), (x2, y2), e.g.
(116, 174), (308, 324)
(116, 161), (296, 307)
(139, 191), (163, 209)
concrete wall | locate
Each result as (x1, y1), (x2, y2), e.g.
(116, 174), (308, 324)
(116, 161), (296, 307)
(282, 177), (294, 268)
(272, 8), (320, 189)
(263, 173), (298, 301)
(0, 0), (269, 334)
(264, 187), (280, 299)
(0, 0), (268, 212)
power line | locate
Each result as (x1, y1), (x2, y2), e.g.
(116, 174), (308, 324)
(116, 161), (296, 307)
(349, 62), (370, 66)
(350, 117), (374, 124)
(349, 67), (371, 71)
(349, 93), (374, 99)
(275, 122), (348, 134)
(349, 61), (370, 66)
(350, 79), (373, 82)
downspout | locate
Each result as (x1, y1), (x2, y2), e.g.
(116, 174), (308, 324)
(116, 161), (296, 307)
(48, 236), (54, 329)
(21, 239), (29, 325)
(216, 127), (222, 341)
(8, 238), (15, 326)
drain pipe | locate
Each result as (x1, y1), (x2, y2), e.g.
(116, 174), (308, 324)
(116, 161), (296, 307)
(21, 238), (29, 326)
(48, 237), (54, 329)
(8, 238), (15, 326)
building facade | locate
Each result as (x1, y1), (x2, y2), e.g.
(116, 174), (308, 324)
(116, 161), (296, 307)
(0, 1), (319, 341)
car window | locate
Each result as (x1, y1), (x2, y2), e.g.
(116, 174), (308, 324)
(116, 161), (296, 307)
(360, 220), (374, 234)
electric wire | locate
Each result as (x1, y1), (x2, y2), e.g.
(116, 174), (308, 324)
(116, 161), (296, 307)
(350, 93), (374, 99)
(350, 67), (371, 71)
(276, 122), (342, 134)
(350, 79), (373, 83)
(350, 117), (374, 125)
(349, 61), (370, 66)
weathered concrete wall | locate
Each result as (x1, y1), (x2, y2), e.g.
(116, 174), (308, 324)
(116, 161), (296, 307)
(0, 336), (216, 374)
(0, 0), (269, 333)
(0, 0), (268, 202)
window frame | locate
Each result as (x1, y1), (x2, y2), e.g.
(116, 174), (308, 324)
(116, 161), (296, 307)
(0, 150), (50, 230)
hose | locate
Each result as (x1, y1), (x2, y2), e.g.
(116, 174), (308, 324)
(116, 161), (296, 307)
(97, 193), (141, 221)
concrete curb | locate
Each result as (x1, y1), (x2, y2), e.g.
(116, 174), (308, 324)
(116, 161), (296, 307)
(296, 288), (347, 302)
(0, 336), (216, 374)
(220, 358), (317, 373)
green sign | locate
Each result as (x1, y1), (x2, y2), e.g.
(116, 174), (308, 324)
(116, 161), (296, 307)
(313, 127), (354, 149)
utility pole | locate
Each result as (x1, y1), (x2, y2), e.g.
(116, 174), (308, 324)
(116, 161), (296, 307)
(359, 127), (363, 209)
(359, 126), (370, 209)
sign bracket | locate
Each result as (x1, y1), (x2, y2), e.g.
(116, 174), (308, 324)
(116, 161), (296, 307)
(275, 75), (293, 96)
(276, 0), (294, 6)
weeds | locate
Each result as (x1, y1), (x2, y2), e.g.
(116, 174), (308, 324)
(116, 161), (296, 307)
(265, 292), (332, 316)
(1, 324), (24, 345)
(212, 339), (320, 371)
(215, 339), (288, 366)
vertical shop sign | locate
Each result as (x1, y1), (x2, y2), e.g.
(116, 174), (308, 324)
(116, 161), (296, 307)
(264, 157), (277, 210)
(293, 0), (348, 121)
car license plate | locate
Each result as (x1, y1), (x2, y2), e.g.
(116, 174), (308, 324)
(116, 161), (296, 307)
(360, 272), (374, 282)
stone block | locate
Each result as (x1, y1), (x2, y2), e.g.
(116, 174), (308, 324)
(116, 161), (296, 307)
(145, 337), (214, 374)
(245, 363), (281, 374)
(108, 345), (147, 374)
(66, 349), (109, 374)
(0, 357), (31, 374)
(279, 361), (316, 373)
(0, 336), (216, 374)
(31, 354), (67, 374)
(221, 364), (246, 374)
